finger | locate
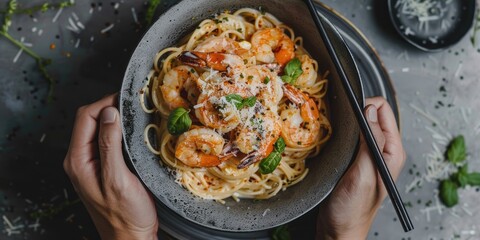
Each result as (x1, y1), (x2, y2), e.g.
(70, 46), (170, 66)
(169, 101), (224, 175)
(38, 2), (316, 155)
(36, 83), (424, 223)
(98, 107), (131, 192)
(362, 104), (386, 151)
(351, 104), (386, 187)
(69, 94), (118, 151)
(64, 94), (117, 203)
(366, 97), (405, 180)
(365, 96), (400, 140)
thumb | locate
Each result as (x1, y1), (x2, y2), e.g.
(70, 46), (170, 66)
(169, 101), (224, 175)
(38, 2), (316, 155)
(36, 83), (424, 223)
(360, 104), (386, 152)
(98, 107), (130, 179)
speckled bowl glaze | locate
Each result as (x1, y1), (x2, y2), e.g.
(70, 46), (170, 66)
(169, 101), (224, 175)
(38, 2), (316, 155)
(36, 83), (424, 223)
(120, 0), (364, 232)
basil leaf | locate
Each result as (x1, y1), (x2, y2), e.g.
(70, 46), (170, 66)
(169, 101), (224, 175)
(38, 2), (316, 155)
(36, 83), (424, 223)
(291, 67), (303, 80)
(284, 58), (302, 76)
(259, 151), (282, 174)
(439, 180), (458, 207)
(167, 107), (192, 135)
(272, 225), (291, 240)
(453, 172), (468, 188)
(446, 135), (466, 164)
(466, 172), (480, 186)
(243, 96), (257, 107)
(225, 94), (244, 109)
(459, 164), (468, 175)
(259, 138), (286, 174)
(281, 58), (303, 85)
(274, 137), (286, 152)
(281, 75), (294, 84)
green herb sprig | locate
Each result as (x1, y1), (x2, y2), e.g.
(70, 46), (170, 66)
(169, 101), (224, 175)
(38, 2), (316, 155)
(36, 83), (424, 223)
(259, 137), (286, 174)
(225, 94), (256, 109)
(439, 135), (480, 207)
(271, 224), (291, 240)
(471, 9), (480, 47)
(1, 0), (17, 33)
(145, 0), (161, 26)
(281, 58), (303, 85)
(0, 0), (74, 102)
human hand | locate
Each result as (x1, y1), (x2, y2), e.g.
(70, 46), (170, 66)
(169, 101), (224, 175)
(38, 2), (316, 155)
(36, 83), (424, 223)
(316, 97), (406, 240)
(63, 94), (158, 240)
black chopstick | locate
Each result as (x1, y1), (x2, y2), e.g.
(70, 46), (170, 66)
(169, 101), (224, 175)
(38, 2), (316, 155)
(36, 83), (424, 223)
(303, 0), (414, 232)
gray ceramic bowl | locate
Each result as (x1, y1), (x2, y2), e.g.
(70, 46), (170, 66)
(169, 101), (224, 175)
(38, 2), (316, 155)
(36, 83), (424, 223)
(120, 0), (364, 232)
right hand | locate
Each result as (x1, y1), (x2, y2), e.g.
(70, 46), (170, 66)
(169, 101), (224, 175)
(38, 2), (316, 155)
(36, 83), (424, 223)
(316, 97), (406, 240)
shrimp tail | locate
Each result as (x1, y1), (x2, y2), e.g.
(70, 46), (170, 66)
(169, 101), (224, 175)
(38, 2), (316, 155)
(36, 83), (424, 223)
(283, 84), (306, 104)
(178, 51), (208, 68)
(237, 152), (257, 169)
(219, 141), (239, 161)
(178, 51), (229, 71)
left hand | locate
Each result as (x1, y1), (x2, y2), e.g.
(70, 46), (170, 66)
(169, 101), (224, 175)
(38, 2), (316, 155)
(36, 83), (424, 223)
(63, 94), (158, 240)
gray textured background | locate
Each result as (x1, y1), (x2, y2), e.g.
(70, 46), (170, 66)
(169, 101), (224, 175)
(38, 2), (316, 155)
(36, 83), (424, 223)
(1, 0), (479, 239)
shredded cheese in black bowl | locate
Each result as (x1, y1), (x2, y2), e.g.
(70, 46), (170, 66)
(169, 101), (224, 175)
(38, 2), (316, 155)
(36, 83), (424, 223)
(388, 0), (477, 51)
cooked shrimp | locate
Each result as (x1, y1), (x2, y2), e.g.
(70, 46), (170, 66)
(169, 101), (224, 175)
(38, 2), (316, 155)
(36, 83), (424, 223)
(175, 127), (225, 167)
(280, 84), (320, 148)
(178, 51), (244, 74)
(295, 54), (318, 89)
(194, 82), (249, 133)
(251, 27), (295, 66)
(160, 65), (199, 109)
(195, 36), (250, 56)
(259, 74), (284, 107)
(235, 108), (282, 168)
(236, 65), (271, 93)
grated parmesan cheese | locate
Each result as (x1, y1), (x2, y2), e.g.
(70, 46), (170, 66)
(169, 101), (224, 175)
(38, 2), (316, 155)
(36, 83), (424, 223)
(131, 8), (139, 24)
(100, 24), (114, 34)
(262, 208), (270, 216)
(52, 8), (63, 23)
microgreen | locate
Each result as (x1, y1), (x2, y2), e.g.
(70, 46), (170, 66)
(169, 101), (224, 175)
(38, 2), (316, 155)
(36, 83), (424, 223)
(225, 94), (256, 109)
(0, 0), (74, 102)
(145, 0), (161, 26)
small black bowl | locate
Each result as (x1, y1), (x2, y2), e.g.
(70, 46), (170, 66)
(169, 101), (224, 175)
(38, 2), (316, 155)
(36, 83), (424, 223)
(388, 0), (477, 51)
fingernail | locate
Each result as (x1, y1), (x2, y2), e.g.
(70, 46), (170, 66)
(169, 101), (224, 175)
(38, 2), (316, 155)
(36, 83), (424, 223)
(367, 105), (377, 123)
(101, 107), (117, 124)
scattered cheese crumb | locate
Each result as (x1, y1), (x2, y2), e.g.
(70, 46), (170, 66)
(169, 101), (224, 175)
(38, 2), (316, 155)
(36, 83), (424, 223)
(52, 8), (63, 23)
(100, 24), (115, 34)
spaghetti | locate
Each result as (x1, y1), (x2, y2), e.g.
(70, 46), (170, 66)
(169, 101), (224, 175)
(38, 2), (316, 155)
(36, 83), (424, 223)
(140, 8), (332, 202)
